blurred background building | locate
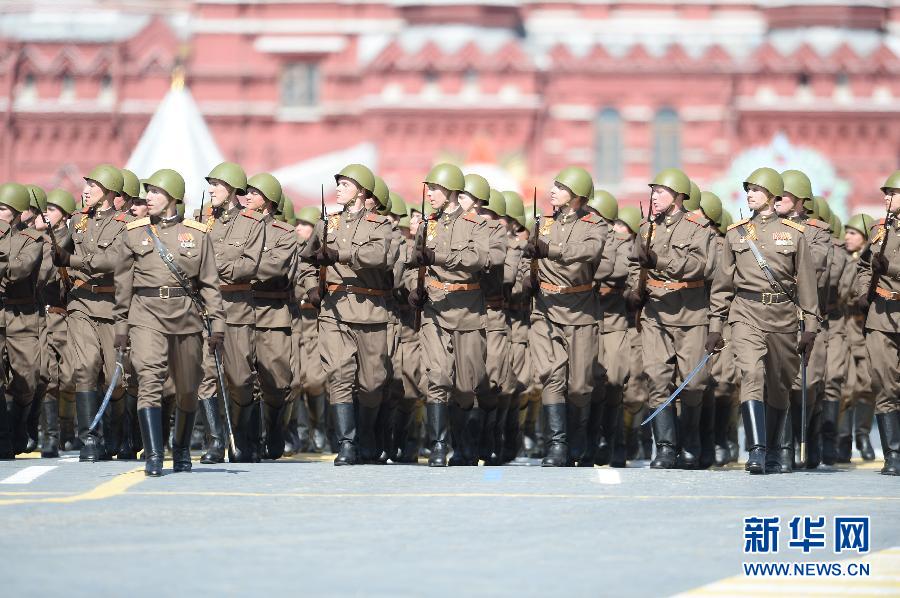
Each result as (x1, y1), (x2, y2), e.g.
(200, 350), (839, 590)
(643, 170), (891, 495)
(1, 0), (898, 216)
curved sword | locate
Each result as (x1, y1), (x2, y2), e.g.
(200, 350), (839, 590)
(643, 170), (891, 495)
(641, 351), (713, 426)
(88, 348), (125, 433)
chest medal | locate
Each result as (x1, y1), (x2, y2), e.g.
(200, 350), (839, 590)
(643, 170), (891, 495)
(75, 214), (89, 233)
(327, 214), (340, 235)
(538, 218), (553, 237)
(739, 222), (758, 242)
(772, 231), (793, 246)
(178, 232), (195, 249)
(426, 220), (437, 241)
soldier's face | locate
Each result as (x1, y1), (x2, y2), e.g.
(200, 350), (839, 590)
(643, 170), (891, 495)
(458, 193), (477, 213)
(844, 229), (865, 252)
(130, 198), (149, 219)
(550, 183), (573, 208)
(244, 189), (267, 212)
(335, 177), (361, 206)
(22, 209), (36, 223)
(43, 205), (66, 228)
(410, 211), (423, 235)
(208, 179), (233, 207)
(745, 185), (771, 211)
(364, 196), (378, 211)
(0, 205), (16, 223)
(296, 222), (314, 241)
(613, 221), (632, 237)
(82, 180), (106, 208)
(426, 184), (450, 211)
(885, 189), (900, 214)
(113, 194), (126, 211)
(650, 185), (676, 215)
(146, 186), (173, 216)
(774, 192), (801, 217)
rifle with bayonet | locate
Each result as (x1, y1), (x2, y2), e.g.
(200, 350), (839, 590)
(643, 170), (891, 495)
(529, 187), (539, 312)
(865, 204), (894, 304)
(318, 183), (328, 311)
(414, 184), (427, 332)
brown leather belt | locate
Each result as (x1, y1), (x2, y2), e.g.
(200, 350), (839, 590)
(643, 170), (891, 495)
(220, 283), (252, 293)
(135, 286), (188, 299)
(428, 279), (481, 292)
(3, 297), (35, 306)
(253, 290), (290, 300)
(485, 296), (505, 309)
(539, 282), (593, 295)
(73, 279), (115, 294)
(737, 289), (790, 304)
(876, 286), (900, 301)
(46, 306), (67, 315)
(646, 279), (705, 291)
(596, 286), (624, 296)
(299, 302), (317, 311)
(326, 283), (388, 297)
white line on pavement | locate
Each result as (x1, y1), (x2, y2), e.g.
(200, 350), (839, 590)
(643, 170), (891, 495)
(595, 469), (621, 485)
(0, 466), (58, 485)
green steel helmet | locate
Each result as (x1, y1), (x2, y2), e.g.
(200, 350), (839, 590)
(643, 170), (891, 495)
(296, 206), (321, 225)
(46, 189), (77, 216)
(554, 166), (594, 199)
(206, 162), (248, 195)
(176, 202), (185, 219)
(649, 168), (691, 197)
(84, 164), (124, 195)
(120, 169), (141, 199)
(617, 205), (641, 236)
(812, 196), (832, 223)
(588, 189), (618, 221)
(423, 163), (465, 192)
(683, 181), (702, 211)
(399, 215), (411, 229)
(743, 167), (783, 198)
(485, 188), (507, 217)
(389, 192), (407, 217)
(372, 176), (390, 212)
(880, 170), (900, 194)
(246, 173), (282, 206)
(830, 214), (842, 239)
(845, 213), (874, 239)
(141, 169), (185, 201)
(335, 163), (375, 195)
(699, 191), (723, 226)
(781, 169), (813, 201)
(26, 184), (47, 212)
(720, 210), (734, 231)
(0, 182), (31, 213)
(281, 197), (296, 226)
(463, 173), (491, 203)
(502, 190), (526, 228)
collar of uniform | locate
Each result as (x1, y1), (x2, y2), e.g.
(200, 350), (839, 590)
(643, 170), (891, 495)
(96, 206), (116, 220)
(150, 214), (180, 228)
(791, 214), (808, 223)
(662, 209), (684, 226)
(440, 205), (462, 224)
(344, 206), (364, 222)
(756, 211), (777, 224)
(555, 206), (580, 223)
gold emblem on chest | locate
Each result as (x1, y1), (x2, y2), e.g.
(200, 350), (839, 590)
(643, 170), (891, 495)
(327, 214), (340, 234)
(739, 223), (758, 242)
(426, 220), (437, 241)
(538, 218), (553, 237)
(772, 231), (793, 246)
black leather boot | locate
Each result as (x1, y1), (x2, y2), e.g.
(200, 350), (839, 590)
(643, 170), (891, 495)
(875, 412), (900, 476)
(426, 402), (450, 467)
(0, 392), (13, 459)
(581, 399), (604, 467)
(227, 401), (245, 463)
(676, 403), (702, 470)
(488, 404), (506, 465)
(332, 403), (358, 466)
(247, 403), (262, 463)
(357, 404), (381, 464)
(171, 408), (196, 473)
(391, 407), (415, 463)
(75, 391), (106, 462)
(765, 405), (791, 474)
(713, 397), (732, 466)
(605, 398), (626, 468)
(101, 397), (123, 460)
(117, 394), (138, 460)
(374, 401), (393, 464)
(8, 401), (30, 455)
(698, 392), (716, 469)
(138, 407), (164, 477)
(805, 406), (822, 469)
(541, 404), (568, 467)
(263, 402), (287, 461)
(855, 403), (876, 461)
(501, 400), (522, 464)
(448, 404), (470, 466)
(309, 393), (328, 453)
(466, 407), (486, 466)
(199, 396), (226, 464)
(820, 400), (840, 466)
(479, 407), (499, 466)
(649, 405), (677, 469)
(41, 400), (60, 458)
(567, 402), (589, 467)
(836, 402), (853, 463)
(741, 401), (766, 474)
(25, 397), (40, 453)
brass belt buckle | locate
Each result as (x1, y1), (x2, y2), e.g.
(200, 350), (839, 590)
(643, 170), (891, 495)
(662, 280), (673, 291)
(159, 286), (171, 299)
(761, 292), (772, 305)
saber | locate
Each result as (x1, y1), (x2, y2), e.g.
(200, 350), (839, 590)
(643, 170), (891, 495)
(211, 344), (237, 456)
(799, 316), (808, 466)
(88, 348), (125, 433)
(642, 351), (713, 426)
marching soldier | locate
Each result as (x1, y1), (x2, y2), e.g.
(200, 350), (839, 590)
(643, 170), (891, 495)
(113, 168), (225, 476)
(195, 162), (264, 464)
(526, 167), (605, 467)
(300, 164), (393, 465)
(854, 171), (900, 476)
(51, 164), (128, 462)
(707, 167), (818, 474)
(409, 163), (489, 467)
(626, 168), (713, 470)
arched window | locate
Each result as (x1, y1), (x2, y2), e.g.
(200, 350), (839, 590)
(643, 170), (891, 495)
(652, 107), (680, 173)
(594, 108), (622, 184)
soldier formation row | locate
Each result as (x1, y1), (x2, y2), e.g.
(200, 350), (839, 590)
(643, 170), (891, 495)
(0, 160), (897, 478)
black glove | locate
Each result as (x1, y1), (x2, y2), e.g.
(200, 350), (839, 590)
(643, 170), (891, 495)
(393, 287), (410, 306)
(855, 295), (870, 313)
(625, 290), (645, 312)
(413, 247), (436, 267)
(501, 282), (513, 303)
(315, 244), (339, 266)
(408, 287), (428, 308)
(637, 244), (658, 269)
(523, 239), (549, 259)
(521, 276), (535, 300)
(306, 287), (322, 309)
(797, 330), (817, 366)
(704, 332), (724, 354)
(52, 246), (72, 267)
(872, 253), (889, 276)
(207, 331), (224, 356)
(113, 334), (129, 351)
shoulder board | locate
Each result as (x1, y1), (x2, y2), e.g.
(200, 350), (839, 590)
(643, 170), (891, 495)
(114, 213), (127, 223)
(240, 209), (263, 221)
(126, 217), (150, 231)
(462, 212), (483, 223)
(80, 207), (90, 214)
(270, 220), (292, 231)
(782, 219), (805, 232)
(806, 218), (828, 230)
(874, 218), (886, 227)
(726, 218), (750, 232)
(183, 219), (209, 233)
(366, 213), (387, 223)
(20, 227), (42, 240)
(684, 212), (709, 226)
(581, 212), (601, 224)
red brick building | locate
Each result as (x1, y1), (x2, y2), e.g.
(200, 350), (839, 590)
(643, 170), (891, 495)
(1, 1), (898, 216)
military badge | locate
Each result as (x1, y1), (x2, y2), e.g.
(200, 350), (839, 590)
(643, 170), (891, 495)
(739, 222), (758, 242)
(327, 214), (340, 234)
(75, 214), (89, 233)
(426, 219), (437, 241)
(871, 227), (885, 245)
(538, 217), (553, 237)
(178, 232), (195, 249)
(141, 236), (151, 246)
(773, 231), (793, 246)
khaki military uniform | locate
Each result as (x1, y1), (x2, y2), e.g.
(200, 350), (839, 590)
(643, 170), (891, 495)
(790, 217), (832, 394)
(840, 250), (875, 440)
(481, 218), (511, 407)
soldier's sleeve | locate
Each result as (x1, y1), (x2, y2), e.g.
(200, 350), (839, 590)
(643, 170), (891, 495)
(299, 220), (324, 261)
(83, 222), (126, 275)
(704, 234), (720, 281)
(197, 231), (226, 335)
(653, 224), (710, 280)
(0, 227), (9, 281)
(256, 228), (295, 282)
(392, 234), (406, 286)
(221, 219), (264, 283)
(503, 242), (523, 286)
(611, 239), (631, 282)
(546, 219), (603, 265)
(794, 233), (819, 334)
(626, 228), (643, 290)
(295, 258), (318, 296)
(37, 237), (54, 289)
(853, 242), (874, 301)
(6, 233), (43, 282)
(437, 219), (487, 272)
(485, 224), (507, 272)
(113, 234), (135, 337)
(708, 232), (736, 335)
(342, 217), (390, 269)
